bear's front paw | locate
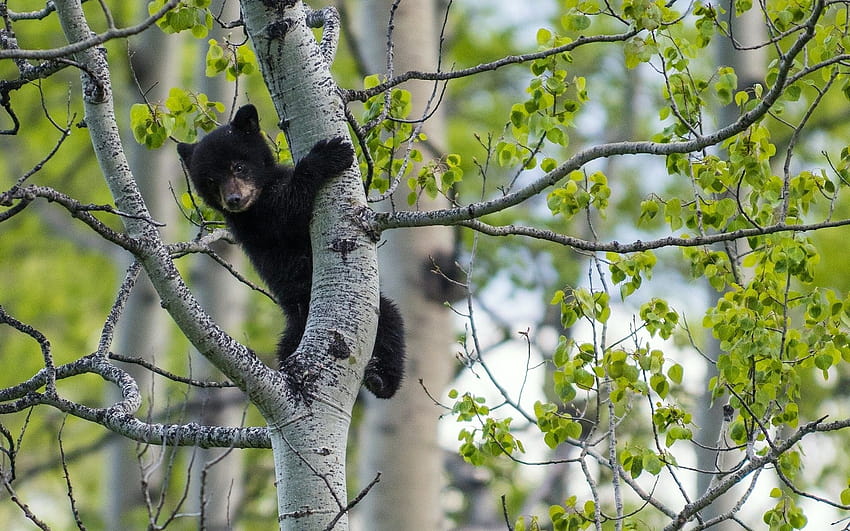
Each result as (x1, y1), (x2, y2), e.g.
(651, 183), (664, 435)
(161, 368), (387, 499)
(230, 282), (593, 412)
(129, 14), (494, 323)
(309, 137), (355, 175)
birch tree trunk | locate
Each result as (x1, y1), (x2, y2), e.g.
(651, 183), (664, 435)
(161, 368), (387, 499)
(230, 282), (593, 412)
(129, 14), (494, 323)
(238, 1), (379, 528)
(355, 1), (455, 529)
(694, 4), (766, 527)
(187, 3), (248, 527)
(53, 0), (371, 527)
(104, 11), (184, 526)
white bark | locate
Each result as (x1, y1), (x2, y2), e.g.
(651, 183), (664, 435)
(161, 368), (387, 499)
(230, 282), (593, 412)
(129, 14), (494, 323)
(239, 1), (377, 528)
(53, 0), (275, 397)
(695, 4), (766, 528)
(355, 1), (455, 529)
(187, 4), (249, 527)
(104, 8), (185, 526)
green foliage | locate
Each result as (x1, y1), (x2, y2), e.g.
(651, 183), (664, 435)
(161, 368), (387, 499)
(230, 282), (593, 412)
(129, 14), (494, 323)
(714, 66), (738, 106)
(130, 88), (224, 148)
(359, 75), (425, 198)
(449, 390), (525, 466)
(535, 401), (583, 449)
(444, 1), (850, 526)
(683, 247), (735, 291)
(551, 287), (610, 328)
(701, 233), (850, 430)
(624, 35), (658, 69)
(652, 403), (692, 446)
(514, 514), (543, 531)
(547, 496), (596, 530)
(841, 485), (850, 506)
(608, 251), (656, 299)
(206, 38), (258, 80)
(409, 153), (462, 203)
(150, 0), (257, 77)
(484, 27), (591, 179)
(640, 298), (679, 339)
(621, 0), (680, 31)
(149, 0), (213, 37)
(763, 493), (808, 530)
(548, 170), (610, 221)
(620, 444), (664, 478)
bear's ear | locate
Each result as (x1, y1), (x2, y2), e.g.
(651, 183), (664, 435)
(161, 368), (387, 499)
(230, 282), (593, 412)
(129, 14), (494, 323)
(231, 104), (260, 135)
(177, 142), (196, 167)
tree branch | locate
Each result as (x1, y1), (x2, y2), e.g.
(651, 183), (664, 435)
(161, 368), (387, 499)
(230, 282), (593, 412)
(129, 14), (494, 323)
(342, 29), (640, 102)
(0, 184), (148, 252)
(108, 353), (237, 389)
(0, 306), (56, 397)
(306, 6), (341, 65)
(0, 353), (269, 448)
(455, 217), (850, 253)
(373, 0), (823, 233)
(664, 415), (830, 530)
(0, 0), (180, 60)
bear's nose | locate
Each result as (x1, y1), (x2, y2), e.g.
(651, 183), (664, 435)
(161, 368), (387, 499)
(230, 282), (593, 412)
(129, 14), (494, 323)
(225, 193), (243, 209)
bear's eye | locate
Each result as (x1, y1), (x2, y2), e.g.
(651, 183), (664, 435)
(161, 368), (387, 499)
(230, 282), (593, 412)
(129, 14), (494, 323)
(233, 161), (247, 174)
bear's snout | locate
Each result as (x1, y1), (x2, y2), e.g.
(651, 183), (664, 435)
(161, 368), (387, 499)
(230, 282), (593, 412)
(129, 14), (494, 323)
(219, 177), (259, 213)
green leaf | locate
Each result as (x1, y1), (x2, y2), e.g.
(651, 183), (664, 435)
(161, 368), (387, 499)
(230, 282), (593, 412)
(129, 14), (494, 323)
(574, 368), (595, 390)
(562, 13), (591, 31)
(668, 363), (683, 384)
(643, 451), (663, 475)
(650, 373), (669, 398)
(714, 66), (738, 105)
(814, 353), (833, 371)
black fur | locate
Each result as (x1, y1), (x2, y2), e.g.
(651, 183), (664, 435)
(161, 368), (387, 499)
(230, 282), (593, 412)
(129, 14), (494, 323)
(177, 104), (405, 399)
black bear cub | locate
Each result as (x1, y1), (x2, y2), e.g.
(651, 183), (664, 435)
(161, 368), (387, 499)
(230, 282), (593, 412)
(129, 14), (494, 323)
(177, 104), (405, 399)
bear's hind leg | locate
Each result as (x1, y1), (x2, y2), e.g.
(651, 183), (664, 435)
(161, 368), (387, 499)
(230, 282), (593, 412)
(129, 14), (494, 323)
(363, 296), (406, 398)
(277, 302), (309, 366)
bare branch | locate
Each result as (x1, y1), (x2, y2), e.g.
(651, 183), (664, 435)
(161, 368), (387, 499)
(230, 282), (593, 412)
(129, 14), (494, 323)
(0, 184), (148, 252)
(166, 230), (279, 302)
(57, 419), (87, 531)
(343, 29), (640, 102)
(1, 477), (50, 530)
(97, 261), (143, 355)
(5, 0), (90, 21)
(323, 472), (382, 531)
(0, 305), (56, 397)
(108, 353), (237, 389)
(0, 0), (180, 60)
(456, 216), (850, 253)
(0, 353), (268, 448)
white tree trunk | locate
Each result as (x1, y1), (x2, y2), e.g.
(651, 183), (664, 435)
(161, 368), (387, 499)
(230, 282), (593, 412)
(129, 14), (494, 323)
(356, 1), (455, 529)
(695, 4), (766, 527)
(187, 3), (249, 527)
(104, 8), (184, 526)
(239, 2), (379, 528)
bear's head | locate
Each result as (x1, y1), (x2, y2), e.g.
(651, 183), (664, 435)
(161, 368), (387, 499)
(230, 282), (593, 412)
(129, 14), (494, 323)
(177, 104), (277, 213)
